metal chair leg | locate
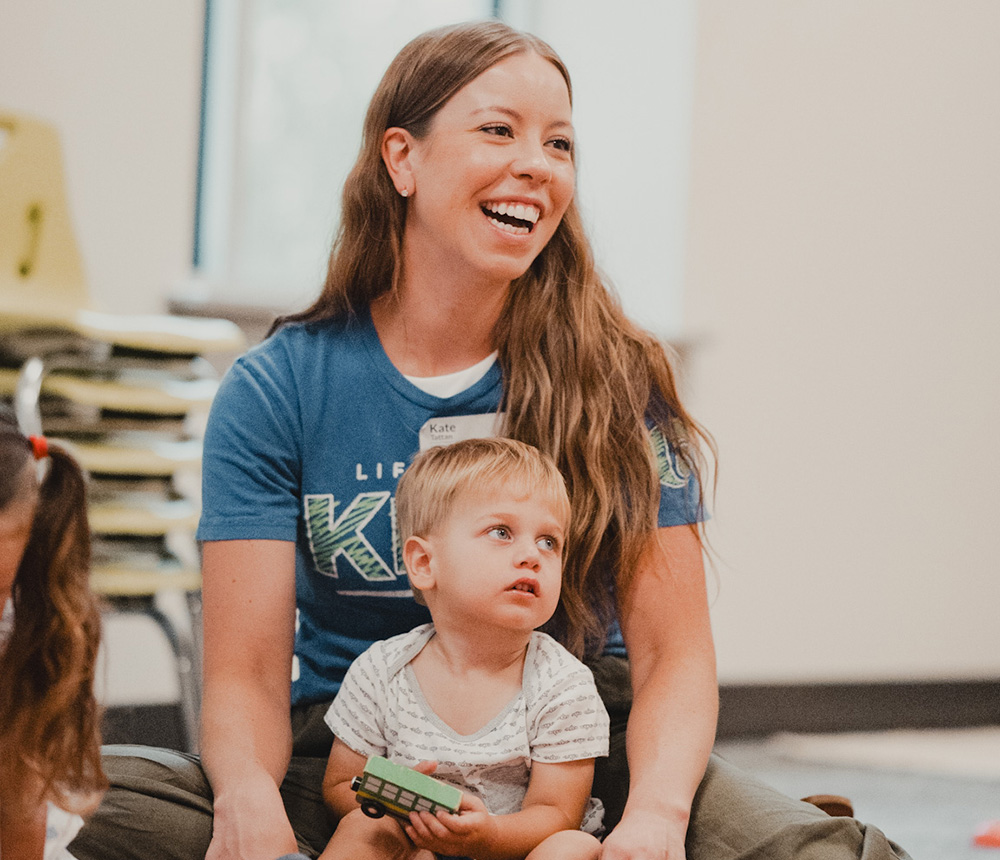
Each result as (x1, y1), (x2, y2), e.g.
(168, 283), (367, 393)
(116, 597), (201, 753)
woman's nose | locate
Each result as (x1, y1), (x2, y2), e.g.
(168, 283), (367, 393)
(510, 142), (551, 183)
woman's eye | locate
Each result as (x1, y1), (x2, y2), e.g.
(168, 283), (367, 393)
(482, 124), (513, 138)
(549, 137), (572, 153)
(488, 526), (511, 540)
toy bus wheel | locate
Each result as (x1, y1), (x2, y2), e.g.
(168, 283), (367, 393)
(360, 800), (386, 819)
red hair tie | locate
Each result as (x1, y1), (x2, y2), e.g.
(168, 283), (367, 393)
(28, 435), (49, 460)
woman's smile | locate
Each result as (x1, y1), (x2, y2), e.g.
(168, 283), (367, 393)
(481, 200), (541, 235)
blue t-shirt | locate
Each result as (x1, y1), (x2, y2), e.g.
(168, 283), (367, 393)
(197, 312), (699, 705)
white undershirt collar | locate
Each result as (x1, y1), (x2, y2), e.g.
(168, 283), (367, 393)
(403, 351), (499, 399)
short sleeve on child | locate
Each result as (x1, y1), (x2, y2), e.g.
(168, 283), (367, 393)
(523, 634), (610, 763)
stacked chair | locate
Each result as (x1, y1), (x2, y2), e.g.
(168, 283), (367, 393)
(0, 111), (246, 751)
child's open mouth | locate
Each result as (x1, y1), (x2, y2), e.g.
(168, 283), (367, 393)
(508, 578), (538, 595)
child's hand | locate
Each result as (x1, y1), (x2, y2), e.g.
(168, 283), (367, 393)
(405, 792), (499, 858)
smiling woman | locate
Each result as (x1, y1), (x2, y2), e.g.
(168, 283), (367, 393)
(73, 19), (910, 860)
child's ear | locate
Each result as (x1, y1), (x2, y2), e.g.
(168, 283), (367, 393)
(403, 535), (435, 591)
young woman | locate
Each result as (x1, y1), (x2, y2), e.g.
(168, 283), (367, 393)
(72, 21), (910, 860)
(0, 408), (105, 859)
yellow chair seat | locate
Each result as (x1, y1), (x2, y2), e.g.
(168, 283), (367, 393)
(91, 564), (202, 597)
(90, 496), (200, 536)
(64, 436), (202, 476)
(0, 366), (217, 414)
(0, 303), (245, 358)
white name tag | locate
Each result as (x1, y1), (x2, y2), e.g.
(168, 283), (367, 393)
(418, 412), (505, 451)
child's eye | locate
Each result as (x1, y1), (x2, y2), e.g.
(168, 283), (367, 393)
(488, 526), (512, 540)
(536, 536), (558, 552)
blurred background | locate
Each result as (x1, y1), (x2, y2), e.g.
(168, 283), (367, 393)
(1, 0), (997, 757)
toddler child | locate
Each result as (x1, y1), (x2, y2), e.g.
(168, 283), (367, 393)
(320, 438), (609, 860)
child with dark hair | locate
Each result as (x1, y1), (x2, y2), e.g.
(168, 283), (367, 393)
(0, 407), (105, 859)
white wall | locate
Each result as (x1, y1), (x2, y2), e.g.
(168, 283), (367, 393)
(0, 0), (204, 315)
(684, 0), (1000, 683)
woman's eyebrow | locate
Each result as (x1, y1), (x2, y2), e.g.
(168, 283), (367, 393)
(472, 105), (521, 119)
(472, 105), (573, 131)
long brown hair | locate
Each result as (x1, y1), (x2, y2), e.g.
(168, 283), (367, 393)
(0, 412), (105, 814)
(273, 20), (714, 657)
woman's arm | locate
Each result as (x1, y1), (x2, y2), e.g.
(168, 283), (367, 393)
(602, 524), (718, 860)
(200, 539), (300, 860)
(405, 758), (595, 860)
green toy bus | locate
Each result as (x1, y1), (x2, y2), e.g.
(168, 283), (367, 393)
(350, 755), (463, 822)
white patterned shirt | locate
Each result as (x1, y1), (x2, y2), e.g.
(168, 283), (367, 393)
(325, 624), (609, 834)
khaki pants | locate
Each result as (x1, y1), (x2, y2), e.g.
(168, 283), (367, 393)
(71, 658), (911, 860)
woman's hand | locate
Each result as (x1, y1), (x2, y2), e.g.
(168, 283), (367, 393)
(206, 772), (298, 860)
(405, 793), (499, 859)
(600, 809), (686, 860)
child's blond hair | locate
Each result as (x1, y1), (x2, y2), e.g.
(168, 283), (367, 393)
(396, 439), (571, 604)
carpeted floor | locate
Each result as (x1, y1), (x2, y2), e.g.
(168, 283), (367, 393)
(760, 726), (1000, 780)
(716, 727), (1000, 860)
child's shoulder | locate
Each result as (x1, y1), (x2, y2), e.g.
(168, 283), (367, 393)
(521, 632), (604, 719)
(362, 623), (435, 674)
(526, 631), (594, 678)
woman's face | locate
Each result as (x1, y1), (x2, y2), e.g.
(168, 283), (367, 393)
(398, 51), (576, 289)
(0, 461), (38, 596)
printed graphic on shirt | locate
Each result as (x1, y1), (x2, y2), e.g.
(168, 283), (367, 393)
(649, 425), (690, 488)
(305, 492), (398, 581)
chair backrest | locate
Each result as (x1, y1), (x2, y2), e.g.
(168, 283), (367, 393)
(0, 111), (91, 322)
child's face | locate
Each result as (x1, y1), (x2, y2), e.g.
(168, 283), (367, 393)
(0, 462), (38, 594)
(419, 485), (566, 634)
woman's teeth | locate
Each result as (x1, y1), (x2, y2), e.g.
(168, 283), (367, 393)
(483, 202), (540, 234)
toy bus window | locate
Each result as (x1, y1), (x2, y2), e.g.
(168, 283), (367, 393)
(384, 783), (402, 801)
(399, 790), (416, 805)
(415, 798), (433, 812)
(361, 775), (381, 792)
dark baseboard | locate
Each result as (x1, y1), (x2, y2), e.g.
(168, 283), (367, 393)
(718, 678), (1000, 739)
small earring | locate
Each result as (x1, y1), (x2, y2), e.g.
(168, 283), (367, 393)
(399, 187), (409, 198)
